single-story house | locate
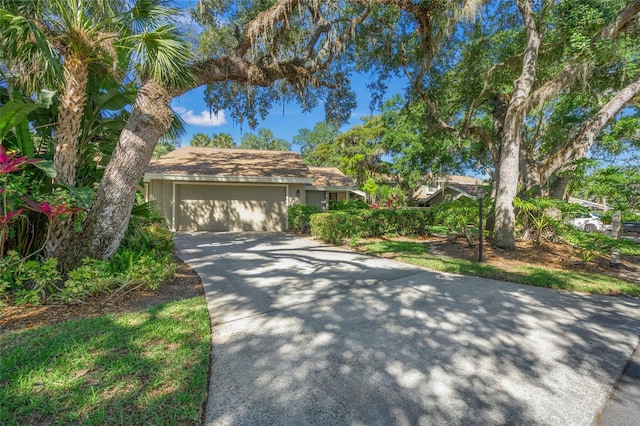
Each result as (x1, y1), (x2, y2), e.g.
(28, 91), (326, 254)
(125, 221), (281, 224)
(305, 167), (364, 211)
(413, 175), (484, 207)
(144, 147), (359, 232)
(420, 183), (482, 206)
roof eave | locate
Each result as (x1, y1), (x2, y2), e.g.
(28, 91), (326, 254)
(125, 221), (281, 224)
(306, 185), (360, 191)
(144, 173), (314, 184)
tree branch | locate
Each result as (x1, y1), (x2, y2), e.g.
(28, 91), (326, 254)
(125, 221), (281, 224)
(234, 0), (304, 57)
(539, 75), (640, 183)
(522, 0), (640, 115)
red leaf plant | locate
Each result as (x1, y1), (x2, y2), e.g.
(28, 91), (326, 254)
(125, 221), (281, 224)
(21, 197), (78, 220)
(0, 209), (23, 228)
(0, 145), (40, 174)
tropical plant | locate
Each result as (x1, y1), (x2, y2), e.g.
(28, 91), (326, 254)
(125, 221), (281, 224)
(191, 132), (236, 148)
(433, 198), (485, 246)
(513, 197), (565, 244)
(1, 0), (192, 261)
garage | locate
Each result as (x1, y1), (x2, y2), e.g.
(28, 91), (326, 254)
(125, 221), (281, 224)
(144, 147), (327, 233)
(176, 184), (287, 232)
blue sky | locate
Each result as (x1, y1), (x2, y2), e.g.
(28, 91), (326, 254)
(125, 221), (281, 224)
(170, 74), (408, 150)
(169, 1), (410, 150)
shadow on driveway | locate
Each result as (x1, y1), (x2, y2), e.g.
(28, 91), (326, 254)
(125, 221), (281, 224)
(175, 232), (640, 426)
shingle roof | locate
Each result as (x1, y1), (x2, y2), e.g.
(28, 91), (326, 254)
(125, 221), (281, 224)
(146, 147), (312, 178)
(308, 167), (356, 188)
(413, 175), (484, 201)
(420, 183), (483, 204)
(448, 183), (481, 198)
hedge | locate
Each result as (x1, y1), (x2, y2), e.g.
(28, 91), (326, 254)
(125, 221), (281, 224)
(310, 209), (433, 244)
(288, 204), (322, 233)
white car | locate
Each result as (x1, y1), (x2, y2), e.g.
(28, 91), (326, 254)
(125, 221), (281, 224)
(567, 213), (609, 233)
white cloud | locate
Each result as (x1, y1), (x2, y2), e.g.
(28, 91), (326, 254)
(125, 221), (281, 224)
(175, 107), (227, 127)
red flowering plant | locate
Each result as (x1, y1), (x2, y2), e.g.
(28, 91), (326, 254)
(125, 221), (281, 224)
(1, 145), (42, 258)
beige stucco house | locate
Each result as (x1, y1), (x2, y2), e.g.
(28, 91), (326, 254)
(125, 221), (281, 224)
(305, 167), (364, 211)
(144, 147), (360, 232)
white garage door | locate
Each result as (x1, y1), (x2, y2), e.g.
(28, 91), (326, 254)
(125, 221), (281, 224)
(176, 184), (287, 232)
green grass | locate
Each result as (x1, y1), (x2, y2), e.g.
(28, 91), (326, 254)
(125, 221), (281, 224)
(365, 240), (640, 297)
(0, 297), (210, 425)
(429, 225), (450, 235)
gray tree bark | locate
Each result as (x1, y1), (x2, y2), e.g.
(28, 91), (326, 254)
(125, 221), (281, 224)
(493, 0), (540, 249)
(549, 175), (569, 200)
(60, 80), (173, 269)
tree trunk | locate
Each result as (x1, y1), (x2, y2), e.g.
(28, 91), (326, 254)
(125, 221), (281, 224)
(493, 0), (540, 249)
(46, 56), (88, 258)
(549, 174), (569, 200)
(60, 80), (173, 270)
(520, 145), (542, 196)
(54, 57), (88, 186)
(493, 119), (522, 248)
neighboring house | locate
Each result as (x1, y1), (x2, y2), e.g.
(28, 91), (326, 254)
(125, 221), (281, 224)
(143, 147), (358, 232)
(305, 167), (363, 211)
(413, 175), (484, 207)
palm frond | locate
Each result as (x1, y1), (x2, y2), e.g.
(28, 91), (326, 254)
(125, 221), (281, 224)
(125, 0), (182, 33)
(0, 9), (63, 93)
(125, 23), (194, 89)
(164, 108), (187, 140)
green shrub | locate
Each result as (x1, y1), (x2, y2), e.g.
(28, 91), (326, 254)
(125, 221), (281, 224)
(60, 252), (176, 304)
(0, 256), (62, 305)
(61, 259), (116, 303)
(127, 253), (176, 290)
(329, 199), (370, 211)
(310, 209), (432, 244)
(0, 216), (177, 306)
(288, 204), (321, 233)
(122, 217), (174, 254)
(311, 212), (364, 244)
(0, 251), (22, 300)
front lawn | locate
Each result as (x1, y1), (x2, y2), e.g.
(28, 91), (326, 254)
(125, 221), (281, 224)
(363, 239), (640, 297)
(0, 297), (210, 425)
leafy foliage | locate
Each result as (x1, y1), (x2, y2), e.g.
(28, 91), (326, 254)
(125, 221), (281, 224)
(311, 209), (432, 245)
(293, 122), (340, 166)
(329, 199), (370, 211)
(432, 198), (486, 246)
(190, 132), (236, 148)
(513, 197), (567, 244)
(0, 211), (176, 305)
(311, 211), (362, 245)
(582, 166), (640, 213)
(152, 139), (178, 158)
(239, 128), (290, 151)
(288, 203), (321, 233)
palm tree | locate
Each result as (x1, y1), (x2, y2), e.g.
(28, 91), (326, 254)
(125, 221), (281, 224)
(0, 0), (193, 257)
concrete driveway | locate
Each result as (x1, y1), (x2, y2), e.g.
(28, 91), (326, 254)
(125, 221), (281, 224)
(174, 232), (640, 426)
